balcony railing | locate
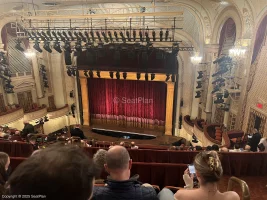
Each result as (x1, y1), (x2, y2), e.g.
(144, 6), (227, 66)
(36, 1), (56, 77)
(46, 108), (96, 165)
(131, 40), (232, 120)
(0, 107), (24, 125)
(47, 104), (69, 119)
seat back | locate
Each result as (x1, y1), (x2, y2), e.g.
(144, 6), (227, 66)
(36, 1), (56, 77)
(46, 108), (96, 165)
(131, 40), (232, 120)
(227, 176), (250, 200)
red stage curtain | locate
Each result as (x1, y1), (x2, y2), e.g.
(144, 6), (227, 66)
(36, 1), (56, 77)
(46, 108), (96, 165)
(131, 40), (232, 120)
(87, 79), (166, 126)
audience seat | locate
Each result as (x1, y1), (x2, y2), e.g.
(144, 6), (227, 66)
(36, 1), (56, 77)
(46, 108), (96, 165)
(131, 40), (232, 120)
(0, 141), (33, 157)
(227, 176), (250, 200)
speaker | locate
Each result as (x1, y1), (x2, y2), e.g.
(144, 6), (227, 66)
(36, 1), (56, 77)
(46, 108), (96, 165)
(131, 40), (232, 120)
(64, 51), (72, 65)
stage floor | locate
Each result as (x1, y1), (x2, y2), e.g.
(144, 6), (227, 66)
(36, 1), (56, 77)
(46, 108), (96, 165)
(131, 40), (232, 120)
(81, 124), (181, 145)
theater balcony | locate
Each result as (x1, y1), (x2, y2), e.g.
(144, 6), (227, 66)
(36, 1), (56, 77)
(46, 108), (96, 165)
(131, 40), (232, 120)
(23, 105), (47, 122)
(0, 107), (24, 125)
(47, 104), (69, 119)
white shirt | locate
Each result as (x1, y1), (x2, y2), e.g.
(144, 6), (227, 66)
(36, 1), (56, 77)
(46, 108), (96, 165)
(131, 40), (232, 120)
(258, 138), (267, 152)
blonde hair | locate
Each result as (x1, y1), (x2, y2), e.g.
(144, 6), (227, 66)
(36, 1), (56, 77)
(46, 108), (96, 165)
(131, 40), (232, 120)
(193, 151), (223, 184)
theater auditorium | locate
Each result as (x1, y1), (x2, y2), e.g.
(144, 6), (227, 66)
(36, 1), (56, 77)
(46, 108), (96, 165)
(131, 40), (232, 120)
(0, 0), (266, 199)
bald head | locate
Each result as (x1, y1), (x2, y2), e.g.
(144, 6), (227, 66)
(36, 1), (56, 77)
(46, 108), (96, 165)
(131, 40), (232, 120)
(106, 146), (130, 170)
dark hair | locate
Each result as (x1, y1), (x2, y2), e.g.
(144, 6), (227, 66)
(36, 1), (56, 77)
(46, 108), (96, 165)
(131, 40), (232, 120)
(258, 143), (265, 152)
(211, 144), (219, 151)
(195, 146), (202, 151)
(194, 151), (223, 184)
(234, 144), (240, 149)
(0, 152), (9, 185)
(206, 146), (212, 151)
(7, 145), (95, 200)
(106, 146), (130, 170)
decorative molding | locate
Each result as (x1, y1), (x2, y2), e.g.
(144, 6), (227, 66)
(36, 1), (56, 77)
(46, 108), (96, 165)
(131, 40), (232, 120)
(48, 105), (69, 119)
(24, 106), (47, 122)
(0, 108), (24, 125)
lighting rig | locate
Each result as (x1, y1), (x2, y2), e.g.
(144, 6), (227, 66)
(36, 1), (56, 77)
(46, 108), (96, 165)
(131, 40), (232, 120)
(0, 51), (14, 93)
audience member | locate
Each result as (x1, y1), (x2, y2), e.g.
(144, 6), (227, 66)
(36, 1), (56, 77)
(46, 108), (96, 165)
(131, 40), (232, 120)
(130, 141), (139, 149)
(211, 144), (219, 151)
(248, 129), (262, 152)
(109, 142), (115, 149)
(70, 124), (86, 139)
(258, 137), (267, 152)
(119, 141), (125, 147)
(92, 146), (158, 200)
(244, 145), (251, 152)
(10, 130), (23, 142)
(29, 137), (39, 150)
(206, 146), (212, 151)
(0, 152), (10, 196)
(93, 149), (107, 183)
(174, 151), (240, 200)
(220, 147), (229, 152)
(195, 146), (202, 151)
(7, 145), (96, 200)
(21, 121), (35, 138)
(229, 144), (241, 152)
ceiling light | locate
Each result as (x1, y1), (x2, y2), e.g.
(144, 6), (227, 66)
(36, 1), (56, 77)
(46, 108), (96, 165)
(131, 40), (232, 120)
(24, 49), (35, 57)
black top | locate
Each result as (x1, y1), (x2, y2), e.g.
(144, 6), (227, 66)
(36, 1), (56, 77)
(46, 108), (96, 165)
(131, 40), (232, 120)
(21, 123), (35, 138)
(249, 132), (262, 152)
(70, 128), (86, 139)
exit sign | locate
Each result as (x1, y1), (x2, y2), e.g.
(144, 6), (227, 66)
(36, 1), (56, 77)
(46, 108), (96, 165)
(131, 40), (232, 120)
(257, 103), (263, 109)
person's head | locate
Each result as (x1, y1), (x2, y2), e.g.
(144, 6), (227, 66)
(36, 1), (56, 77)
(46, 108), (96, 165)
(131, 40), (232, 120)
(0, 152), (10, 183)
(29, 137), (36, 145)
(14, 131), (20, 136)
(193, 151), (223, 185)
(206, 146), (212, 151)
(104, 146), (132, 181)
(195, 146), (202, 151)
(119, 141), (125, 146)
(211, 144), (219, 151)
(93, 149), (107, 179)
(234, 144), (240, 150)
(245, 145), (251, 151)
(23, 120), (29, 125)
(253, 128), (258, 134)
(258, 143), (265, 152)
(75, 124), (80, 129)
(7, 145), (95, 200)
(220, 147), (229, 152)
(3, 134), (9, 140)
(130, 142), (135, 147)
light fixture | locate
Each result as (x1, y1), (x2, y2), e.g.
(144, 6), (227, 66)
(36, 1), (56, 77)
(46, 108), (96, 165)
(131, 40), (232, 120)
(53, 41), (62, 53)
(43, 41), (52, 53)
(108, 31), (113, 42)
(195, 91), (201, 98)
(64, 41), (72, 53)
(96, 71), (101, 78)
(136, 72), (141, 80)
(165, 74), (170, 81)
(24, 49), (36, 57)
(67, 68), (72, 76)
(90, 31), (95, 41)
(84, 31), (90, 42)
(229, 47), (246, 58)
(119, 31), (126, 43)
(68, 31), (75, 41)
(79, 32), (87, 42)
(145, 32), (150, 43)
(101, 32), (109, 43)
(52, 31), (59, 41)
(109, 71), (114, 79)
(96, 31), (102, 42)
(197, 71), (203, 79)
(62, 31), (69, 41)
(140, 7), (146, 13)
(57, 32), (65, 41)
(191, 53), (202, 65)
(114, 31), (119, 41)
(89, 70), (93, 78)
(33, 41), (42, 53)
(116, 71), (120, 79)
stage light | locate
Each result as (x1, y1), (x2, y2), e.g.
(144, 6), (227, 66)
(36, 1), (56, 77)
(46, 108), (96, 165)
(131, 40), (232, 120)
(68, 31), (75, 41)
(90, 31), (95, 41)
(74, 31), (81, 41)
(123, 72), (127, 79)
(145, 32), (150, 43)
(26, 31), (34, 40)
(133, 29), (136, 41)
(36, 32), (46, 41)
(160, 29), (163, 41)
(64, 41), (72, 53)
(139, 30), (143, 42)
(196, 81), (202, 89)
(165, 74), (170, 81)
(119, 31), (126, 43)
(57, 32), (65, 41)
(114, 31), (119, 42)
(33, 41), (42, 53)
(165, 29), (169, 41)
(108, 31), (113, 42)
(152, 30), (156, 42)
(67, 68), (72, 76)
(145, 72), (149, 81)
(89, 70), (93, 78)
(151, 73), (155, 81)
(53, 41), (62, 53)
(116, 71), (120, 79)
(15, 40), (24, 52)
(46, 31), (53, 40)
(31, 31), (38, 39)
(84, 31), (90, 42)
(62, 31), (70, 41)
(195, 91), (201, 98)
(101, 32), (109, 43)
(109, 71), (114, 79)
(96, 71), (101, 78)
(75, 40), (82, 52)
(140, 7), (146, 13)
(136, 72), (141, 80)
(52, 31), (59, 41)
(84, 70), (88, 77)
(71, 69), (76, 76)
(126, 30), (131, 41)
(96, 31), (102, 42)
(171, 74), (176, 82)
(197, 71), (203, 79)
(79, 32), (87, 42)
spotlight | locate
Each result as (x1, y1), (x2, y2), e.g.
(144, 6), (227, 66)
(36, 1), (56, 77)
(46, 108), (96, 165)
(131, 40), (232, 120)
(139, 30), (143, 42)
(126, 30), (131, 41)
(123, 72), (127, 79)
(96, 71), (101, 78)
(71, 69), (76, 76)
(152, 30), (156, 41)
(43, 41), (52, 53)
(62, 31), (70, 41)
(26, 31), (34, 40)
(36, 32), (46, 41)
(57, 32), (65, 41)
(140, 7), (146, 13)
(41, 31), (49, 40)
(109, 71), (114, 79)
(145, 73), (148, 81)
(33, 41), (42, 53)
(31, 31), (38, 39)
(52, 31), (59, 41)
(84, 31), (90, 42)
(196, 81), (202, 89)
(116, 71), (120, 79)
(224, 90), (229, 98)
(84, 70), (88, 77)
(197, 71), (203, 79)
(119, 31), (126, 43)
(165, 29), (169, 41)
(15, 40), (24, 52)
(68, 31), (75, 41)
(53, 41), (62, 53)
(67, 68), (72, 76)
(133, 29), (136, 41)
(114, 31), (119, 41)
(79, 32), (87, 42)
(89, 70), (93, 78)
(96, 31), (102, 42)
(137, 72), (141, 80)
(46, 31), (53, 40)
(74, 32), (81, 41)
(101, 32), (109, 43)
(195, 91), (201, 98)
(90, 31), (95, 41)
(75, 40), (82, 52)
(145, 32), (150, 43)
(108, 31), (113, 42)
(151, 73), (155, 81)
(64, 41), (72, 53)
(160, 29), (163, 41)
(165, 74), (170, 81)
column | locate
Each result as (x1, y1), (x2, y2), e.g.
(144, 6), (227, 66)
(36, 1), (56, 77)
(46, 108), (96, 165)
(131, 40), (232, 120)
(80, 77), (90, 126)
(223, 111), (230, 128)
(175, 57), (183, 136)
(74, 76), (80, 124)
(190, 64), (200, 119)
(165, 82), (175, 135)
(30, 43), (43, 99)
(50, 52), (66, 108)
